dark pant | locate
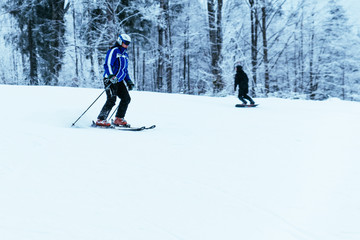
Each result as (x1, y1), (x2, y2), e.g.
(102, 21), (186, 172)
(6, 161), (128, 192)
(97, 81), (131, 120)
(238, 91), (254, 104)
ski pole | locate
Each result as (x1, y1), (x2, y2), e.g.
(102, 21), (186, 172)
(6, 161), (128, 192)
(108, 104), (120, 121)
(71, 89), (106, 127)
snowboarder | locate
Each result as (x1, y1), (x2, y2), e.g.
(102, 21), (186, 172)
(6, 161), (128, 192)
(95, 33), (135, 127)
(234, 65), (255, 105)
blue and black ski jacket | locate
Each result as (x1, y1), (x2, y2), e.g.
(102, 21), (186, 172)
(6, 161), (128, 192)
(103, 45), (131, 83)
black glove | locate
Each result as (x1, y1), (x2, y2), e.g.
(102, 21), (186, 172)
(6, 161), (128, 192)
(104, 75), (118, 86)
(103, 77), (116, 97)
(103, 77), (111, 88)
(126, 80), (135, 91)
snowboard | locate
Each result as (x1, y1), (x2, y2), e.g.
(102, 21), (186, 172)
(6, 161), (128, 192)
(235, 104), (258, 108)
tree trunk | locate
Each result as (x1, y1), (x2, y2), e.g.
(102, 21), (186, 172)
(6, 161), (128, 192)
(142, 52), (146, 91)
(72, 0), (79, 79)
(293, 32), (298, 92)
(207, 0), (223, 93)
(299, 8), (305, 93)
(216, 0), (223, 64)
(136, 44), (140, 89)
(249, 0), (258, 96)
(183, 37), (188, 93)
(27, 19), (38, 85)
(341, 63), (345, 100)
(157, 27), (164, 91)
(132, 40), (137, 87)
(47, 0), (69, 85)
(183, 2), (190, 94)
(309, 16), (316, 99)
(163, 0), (172, 93)
(261, 1), (270, 95)
(157, 0), (165, 91)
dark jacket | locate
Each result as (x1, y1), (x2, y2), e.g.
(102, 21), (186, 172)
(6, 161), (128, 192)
(234, 66), (249, 95)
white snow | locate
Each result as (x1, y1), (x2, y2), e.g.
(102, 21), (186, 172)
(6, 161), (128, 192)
(0, 84), (359, 240)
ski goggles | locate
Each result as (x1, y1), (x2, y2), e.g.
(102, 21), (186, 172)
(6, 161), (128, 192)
(123, 40), (131, 46)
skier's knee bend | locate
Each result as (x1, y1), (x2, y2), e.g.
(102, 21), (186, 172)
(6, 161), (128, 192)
(123, 95), (131, 105)
(105, 97), (116, 107)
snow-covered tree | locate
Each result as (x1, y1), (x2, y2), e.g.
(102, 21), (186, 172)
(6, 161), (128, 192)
(1, 0), (360, 101)
(4, 0), (69, 85)
(314, 0), (360, 100)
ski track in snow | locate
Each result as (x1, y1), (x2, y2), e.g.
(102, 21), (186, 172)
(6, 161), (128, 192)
(0, 85), (360, 240)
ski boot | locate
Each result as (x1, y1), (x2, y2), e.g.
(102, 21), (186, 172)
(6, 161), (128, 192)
(113, 117), (128, 126)
(95, 119), (111, 127)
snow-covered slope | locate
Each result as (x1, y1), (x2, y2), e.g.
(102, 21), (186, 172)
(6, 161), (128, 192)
(1, 85), (359, 240)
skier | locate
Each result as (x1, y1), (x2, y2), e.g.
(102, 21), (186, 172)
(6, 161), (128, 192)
(234, 65), (255, 105)
(95, 33), (135, 127)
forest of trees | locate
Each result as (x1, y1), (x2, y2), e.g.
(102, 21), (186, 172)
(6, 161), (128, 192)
(1, 0), (360, 101)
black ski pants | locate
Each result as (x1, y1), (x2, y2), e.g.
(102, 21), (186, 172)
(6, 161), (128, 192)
(97, 81), (131, 120)
(238, 90), (254, 104)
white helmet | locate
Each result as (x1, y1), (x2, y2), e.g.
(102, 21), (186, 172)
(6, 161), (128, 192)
(117, 33), (131, 46)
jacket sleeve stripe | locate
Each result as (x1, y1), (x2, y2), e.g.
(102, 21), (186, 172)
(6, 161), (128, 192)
(107, 48), (116, 75)
(117, 57), (126, 81)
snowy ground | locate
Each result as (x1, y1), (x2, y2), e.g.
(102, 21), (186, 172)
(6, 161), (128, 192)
(0, 84), (359, 240)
